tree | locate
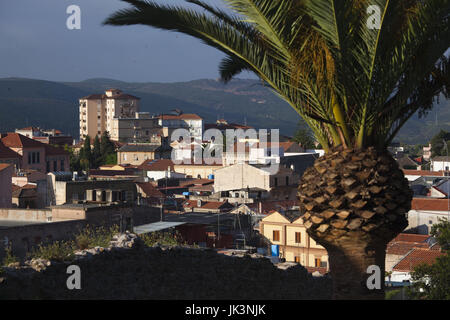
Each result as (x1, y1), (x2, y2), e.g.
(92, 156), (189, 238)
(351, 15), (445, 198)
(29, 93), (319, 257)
(92, 135), (102, 168)
(293, 120), (315, 149)
(105, 0), (450, 299)
(430, 130), (450, 157)
(78, 135), (93, 170)
(408, 219), (450, 299)
(100, 132), (115, 155)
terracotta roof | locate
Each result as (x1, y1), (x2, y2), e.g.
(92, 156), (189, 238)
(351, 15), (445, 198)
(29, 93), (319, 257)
(392, 233), (431, 243)
(1, 133), (44, 148)
(183, 200), (233, 210)
(0, 163), (12, 172)
(0, 141), (21, 159)
(393, 248), (444, 272)
(136, 182), (165, 199)
(189, 184), (214, 192)
(158, 113), (202, 120)
(411, 198), (450, 211)
(11, 183), (37, 198)
(138, 159), (175, 171)
(179, 179), (214, 187)
(386, 241), (429, 256)
(403, 170), (445, 177)
(247, 200), (299, 215)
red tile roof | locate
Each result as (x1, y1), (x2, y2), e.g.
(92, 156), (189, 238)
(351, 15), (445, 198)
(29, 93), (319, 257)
(393, 248), (444, 272)
(392, 233), (431, 243)
(183, 200), (233, 210)
(403, 170), (445, 177)
(411, 198), (450, 211)
(138, 159), (175, 171)
(136, 182), (165, 199)
(386, 241), (429, 255)
(0, 141), (21, 159)
(179, 179), (214, 187)
(247, 200), (299, 215)
(1, 133), (43, 148)
(386, 233), (432, 255)
(158, 113), (202, 120)
(0, 163), (12, 172)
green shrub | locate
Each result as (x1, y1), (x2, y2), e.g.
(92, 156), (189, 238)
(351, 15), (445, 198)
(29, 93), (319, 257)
(385, 289), (401, 300)
(29, 240), (75, 262)
(140, 231), (182, 247)
(74, 225), (119, 250)
(2, 246), (19, 266)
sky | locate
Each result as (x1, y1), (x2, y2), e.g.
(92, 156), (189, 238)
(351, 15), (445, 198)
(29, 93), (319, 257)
(0, 0), (254, 83)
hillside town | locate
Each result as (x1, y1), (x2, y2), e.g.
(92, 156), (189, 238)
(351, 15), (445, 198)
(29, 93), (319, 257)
(0, 88), (448, 296)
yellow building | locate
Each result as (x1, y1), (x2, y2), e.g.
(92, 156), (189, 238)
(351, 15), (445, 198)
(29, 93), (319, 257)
(259, 211), (328, 269)
(79, 89), (140, 139)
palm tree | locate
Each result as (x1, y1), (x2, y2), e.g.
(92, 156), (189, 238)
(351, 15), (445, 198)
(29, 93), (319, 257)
(104, 0), (450, 299)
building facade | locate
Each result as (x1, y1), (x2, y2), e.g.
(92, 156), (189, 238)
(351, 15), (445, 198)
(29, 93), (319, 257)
(157, 113), (203, 140)
(0, 133), (69, 173)
(259, 211), (329, 268)
(110, 112), (163, 142)
(79, 89), (140, 139)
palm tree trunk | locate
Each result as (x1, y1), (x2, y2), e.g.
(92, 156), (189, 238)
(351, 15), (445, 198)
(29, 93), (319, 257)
(324, 237), (386, 300)
(298, 147), (411, 300)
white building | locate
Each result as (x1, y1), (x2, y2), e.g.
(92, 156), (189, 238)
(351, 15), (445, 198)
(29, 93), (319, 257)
(430, 156), (450, 172)
(408, 198), (450, 234)
(157, 113), (203, 140)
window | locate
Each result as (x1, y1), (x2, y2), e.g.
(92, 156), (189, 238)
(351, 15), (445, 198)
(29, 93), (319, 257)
(315, 258), (322, 267)
(61, 160), (65, 172)
(32, 152), (36, 164)
(36, 152), (40, 163)
(294, 256), (300, 263)
(28, 152), (32, 164)
(46, 161), (50, 172)
(295, 232), (301, 243)
(273, 230), (280, 242)
(274, 177), (278, 187)
(53, 161), (57, 172)
(286, 176), (289, 185)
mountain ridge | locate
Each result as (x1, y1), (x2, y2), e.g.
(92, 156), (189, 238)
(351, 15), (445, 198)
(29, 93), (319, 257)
(0, 77), (448, 144)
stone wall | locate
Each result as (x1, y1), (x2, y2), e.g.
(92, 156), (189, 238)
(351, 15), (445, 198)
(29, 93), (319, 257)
(0, 240), (332, 299)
